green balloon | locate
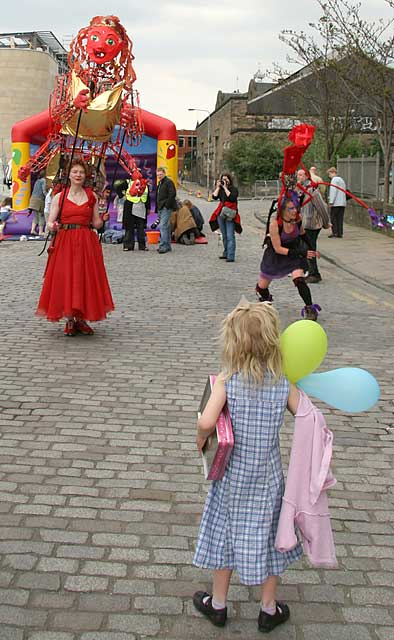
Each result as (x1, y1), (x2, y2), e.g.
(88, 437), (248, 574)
(281, 320), (328, 383)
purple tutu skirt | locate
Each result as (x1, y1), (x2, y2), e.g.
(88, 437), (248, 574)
(260, 245), (308, 280)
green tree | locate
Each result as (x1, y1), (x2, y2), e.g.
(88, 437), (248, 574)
(224, 135), (283, 184)
(317, 0), (394, 203)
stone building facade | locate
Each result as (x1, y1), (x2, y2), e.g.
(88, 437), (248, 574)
(194, 80), (274, 187)
(0, 32), (67, 158)
(195, 64), (379, 187)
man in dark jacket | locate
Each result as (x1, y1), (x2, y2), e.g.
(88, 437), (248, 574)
(156, 167), (177, 254)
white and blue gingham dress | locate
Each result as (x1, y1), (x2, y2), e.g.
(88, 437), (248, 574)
(193, 373), (303, 585)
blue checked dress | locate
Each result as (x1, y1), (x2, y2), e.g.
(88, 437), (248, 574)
(193, 373), (303, 585)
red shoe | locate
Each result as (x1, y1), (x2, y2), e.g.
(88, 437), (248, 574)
(75, 319), (94, 335)
(64, 319), (76, 336)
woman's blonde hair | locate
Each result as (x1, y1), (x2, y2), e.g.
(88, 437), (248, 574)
(220, 301), (283, 385)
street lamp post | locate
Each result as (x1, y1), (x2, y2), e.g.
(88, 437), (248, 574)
(188, 108), (211, 197)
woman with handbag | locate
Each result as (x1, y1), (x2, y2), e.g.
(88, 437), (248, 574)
(209, 173), (242, 262)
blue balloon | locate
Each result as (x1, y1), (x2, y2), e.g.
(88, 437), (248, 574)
(297, 368), (380, 412)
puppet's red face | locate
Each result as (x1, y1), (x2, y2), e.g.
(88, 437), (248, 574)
(86, 26), (123, 64)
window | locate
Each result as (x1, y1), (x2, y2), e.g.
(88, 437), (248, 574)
(179, 137), (185, 148)
(188, 136), (196, 148)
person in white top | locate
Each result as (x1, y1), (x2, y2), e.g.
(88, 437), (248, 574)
(327, 167), (347, 238)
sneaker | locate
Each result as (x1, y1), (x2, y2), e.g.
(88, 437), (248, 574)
(75, 319), (94, 335)
(64, 319), (76, 337)
(305, 275), (321, 284)
(192, 592), (227, 627)
(258, 602), (290, 633)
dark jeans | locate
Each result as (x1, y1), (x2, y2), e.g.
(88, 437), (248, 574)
(330, 206), (345, 237)
(124, 214), (146, 250)
(304, 228), (321, 277)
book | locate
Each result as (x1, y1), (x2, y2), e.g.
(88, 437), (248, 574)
(198, 375), (234, 481)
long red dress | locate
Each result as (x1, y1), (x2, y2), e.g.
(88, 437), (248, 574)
(36, 188), (115, 322)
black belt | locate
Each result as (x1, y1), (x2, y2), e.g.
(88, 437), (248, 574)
(61, 224), (91, 230)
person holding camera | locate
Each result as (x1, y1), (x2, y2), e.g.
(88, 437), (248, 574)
(209, 173), (242, 262)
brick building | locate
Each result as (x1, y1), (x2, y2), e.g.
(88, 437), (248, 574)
(177, 129), (197, 179)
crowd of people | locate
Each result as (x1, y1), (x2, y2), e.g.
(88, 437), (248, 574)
(1, 160), (347, 337)
(1, 159), (347, 341)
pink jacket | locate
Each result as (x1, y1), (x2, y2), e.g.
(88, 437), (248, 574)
(275, 390), (337, 568)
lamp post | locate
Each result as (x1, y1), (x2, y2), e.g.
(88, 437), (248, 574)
(188, 107), (211, 198)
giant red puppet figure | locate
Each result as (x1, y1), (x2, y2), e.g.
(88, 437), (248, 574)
(17, 15), (144, 185)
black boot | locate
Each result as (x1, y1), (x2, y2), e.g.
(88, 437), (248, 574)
(256, 284), (273, 304)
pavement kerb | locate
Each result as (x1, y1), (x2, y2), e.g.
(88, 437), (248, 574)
(253, 212), (394, 296)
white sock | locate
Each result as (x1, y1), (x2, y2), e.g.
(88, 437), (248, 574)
(261, 602), (276, 616)
(202, 595), (226, 610)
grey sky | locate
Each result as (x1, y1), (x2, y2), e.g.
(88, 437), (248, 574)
(2, 1), (392, 129)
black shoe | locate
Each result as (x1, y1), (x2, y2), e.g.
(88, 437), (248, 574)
(226, 258), (235, 262)
(193, 592), (227, 627)
(305, 275), (321, 283)
(157, 248), (169, 254)
(258, 602), (290, 633)
(219, 255), (227, 260)
(328, 234), (337, 238)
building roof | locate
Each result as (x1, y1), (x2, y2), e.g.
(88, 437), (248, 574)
(0, 31), (68, 73)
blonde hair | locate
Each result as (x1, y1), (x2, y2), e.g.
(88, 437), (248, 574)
(220, 301), (283, 385)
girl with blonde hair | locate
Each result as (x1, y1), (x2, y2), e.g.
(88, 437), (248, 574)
(193, 301), (301, 634)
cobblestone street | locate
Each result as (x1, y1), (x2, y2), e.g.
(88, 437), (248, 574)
(0, 195), (393, 639)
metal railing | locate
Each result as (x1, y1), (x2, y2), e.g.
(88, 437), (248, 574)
(253, 180), (281, 199)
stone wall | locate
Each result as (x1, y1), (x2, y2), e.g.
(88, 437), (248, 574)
(346, 199), (394, 238)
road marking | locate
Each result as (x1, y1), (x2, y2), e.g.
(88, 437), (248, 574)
(350, 291), (376, 305)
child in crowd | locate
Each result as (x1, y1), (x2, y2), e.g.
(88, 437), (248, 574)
(0, 196), (18, 237)
(193, 301), (302, 633)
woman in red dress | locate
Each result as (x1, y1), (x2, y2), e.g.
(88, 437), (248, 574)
(36, 160), (115, 336)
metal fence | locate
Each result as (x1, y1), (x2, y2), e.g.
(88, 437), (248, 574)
(253, 180), (282, 199)
(252, 154), (391, 202)
(337, 154), (380, 199)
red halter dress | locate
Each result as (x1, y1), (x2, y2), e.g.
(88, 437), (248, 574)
(36, 188), (115, 322)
